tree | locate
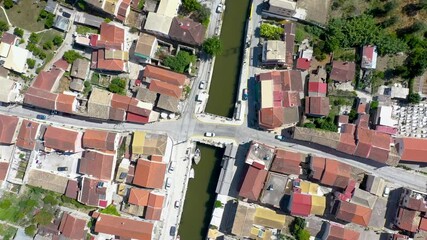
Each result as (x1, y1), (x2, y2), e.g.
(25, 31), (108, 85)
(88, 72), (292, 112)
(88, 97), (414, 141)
(303, 122), (316, 128)
(108, 78), (127, 95)
(0, 21), (9, 32)
(34, 209), (54, 225)
(25, 225), (36, 236)
(63, 50), (82, 63)
(260, 23), (283, 40)
(27, 59), (36, 69)
(296, 229), (311, 240)
(182, 0), (201, 12)
(370, 100), (379, 109)
(53, 35), (63, 46)
(29, 33), (40, 44)
(13, 28), (24, 38)
(3, 0), (13, 9)
(43, 41), (54, 50)
(163, 51), (195, 73)
(45, 14), (54, 28)
(408, 92), (421, 104)
(202, 37), (222, 56)
(43, 195), (58, 205)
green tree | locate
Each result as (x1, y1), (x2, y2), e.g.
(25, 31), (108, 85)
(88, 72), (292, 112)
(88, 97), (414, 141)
(408, 92), (421, 104)
(43, 41), (54, 50)
(182, 0), (201, 12)
(303, 122), (316, 128)
(25, 225), (36, 236)
(53, 35), (63, 46)
(163, 51), (195, 73)
(3, 0), (13, 9)
(29, 33), (40, 44)
(13, 28), (24, 38)
(43, 195), (58, 205)
(34, 209), (54, 225)
(0, 21), (9, 32)
(108, 78), (127, 95)
(100, 205), (121, 216)
(45, 14), (55, 28)
(63, 50), (82, 63)
(296, 229), (311, 240)
(260, 23), (283, 40)
(202, 36), (222, 56)
(370, 100), (379, 109)
(27, 59), (36, 69)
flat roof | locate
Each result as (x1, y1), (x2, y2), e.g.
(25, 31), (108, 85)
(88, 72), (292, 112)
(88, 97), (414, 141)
(4, 45), (29, 73)
(264, 40), (286, 61)
(261, 80), (273, 108)
(156, 0), (180, 17)
(144, 12), (173, 35)
(260, 172), (288, 208)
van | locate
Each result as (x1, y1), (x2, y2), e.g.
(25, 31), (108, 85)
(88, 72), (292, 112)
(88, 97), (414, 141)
(165, 177), (171, 189)
(169, 162), (176, 173)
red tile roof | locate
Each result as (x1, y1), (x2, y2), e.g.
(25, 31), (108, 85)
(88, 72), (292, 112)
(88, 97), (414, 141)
(0, 114), (19, 144)
(94, 49), (125, 72)
(145, 206), (162, 220)
(111, 94), (131, 110)
(143, 65), (187, 86)
(82, 129), (116, 151)
(354, 128), (373, 158)
(133, 159), (166, 189)
(321, 159), (350, 189)
(239, 165), (268, 201)
(308, 82), (327, 95)
(16, 120), (39, 150)
(397, 138), (427, 163)
(0, 162), (9, 181)
(44, 126), (81, 152)
(290, 192), (312, 217)
(395, 207), (419, 232)
(419, 217), (427, 231)
(126, 112), (149, 124)
(296, 58), (311, 70)
(79, 177), (107, 207)
(94, 213), (153, 239)
(56, 94), (76, 114)
(1, 32), (16, 45)
(336, 201), (372, 227)
(169, 17), (206, 46)
(128, 188), (150, 206)
(24, 87), (58, 110)
(128, 98), (152, 117)
(53, 59), (70, 71)
(65, 179), (79, 199)
(337, 133), (357, 155)
(282, 91), (300, 107)
(338, 115), (349, 124)
(117, 1), (130, 21)
(79, 151), (114, 181)
(310, 156), (325, 180)
(59, 212), (86, 239)
(305, 96), (330, 116)
(375, 125), (398, 135)
(148, 79), (182, 99)
(99, 23), (125, 50)
(32, 68), (63, 91)
(109, 107), (126, 121)
(270, 149), (302, 175)
(341, 124), (356, 134)
(326, 223), (360, 240)
(259, 107), (284, 130)
(330, 61), (356, 83)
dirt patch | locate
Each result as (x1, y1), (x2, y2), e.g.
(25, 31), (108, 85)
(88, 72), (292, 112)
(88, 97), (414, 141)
(56, 76), (71, 93)
(126, 10), (143, 29)
(297, 0), (331, 24)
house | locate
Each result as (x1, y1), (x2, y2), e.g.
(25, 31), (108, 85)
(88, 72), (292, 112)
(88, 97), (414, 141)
(374, 105), (397, 128)
(1, 32), (16, 45)
(58, 212), (87, 240)
(308, 82), (327, 97)
(27, 169), (69, 193)
(288, 192), (312, 217)
(65, 179), (79, 199)
(320, 159), (351, 189)
(395, 137), (427, 163)
(168, 17), (206, 46)
(144, 0), (180, 37)
(53, 59), (70, 71)
(0, 77), (19, 103)
(270, 149), (303, 175)
(0, 162), (9, 184)
(0, 114), (19, 144)
(145, 192), (165, 220)
(399, 188), (427, 212)
(361, 45), (377, 69)
(131, 131), (167, 156)
(16, 120), (39, 150)
(116, 0), (131, 23)
(262, 40), (286, 66)
(3, 45), (29, 73)
(43, 126), (83, 152)
(394, 207), (420, 232)
(149, 79), (182, 99)
(79, 151), (115, 181)
(305, 96), (330, 117)
(70, 79), (85, 92)
(265, 0), (296, 18)
(87, 88), (113, 120)
(55, 93), (77, 114)
(245, 141), (275, 170)
(53, 15), (71, 32)
(157, 94), (180, 113)
(321, 222), (360, 240)
(283, 22), (296, 67)
(378, 83), (409, 100)
(91, 49), (128, 72)
(74, 12), (104, 28)
(32, 68), (64, 92)
(71, 59), (90, 80)
(134, 33), (158, 63)
(128, 187), (150, 209)
(296, 58), (311, 71)
(309, 156), (326, 181)
(330, 61), (356, 83)
(335, 201), (372, 227)
(78, 177), (111, 208)
(82, 129), (118, 151)
(239, 165), (268, 201)
(23, 87), (58, 110)
(133, 158), (166, 189)
(260, 172), (288, 207)
(143, 65), (188, 86)
(92, 213), (153, 240)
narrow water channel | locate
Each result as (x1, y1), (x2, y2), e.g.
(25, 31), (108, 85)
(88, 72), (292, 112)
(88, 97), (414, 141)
(178, 144), (224, 239)
(205, 0), (251, 117)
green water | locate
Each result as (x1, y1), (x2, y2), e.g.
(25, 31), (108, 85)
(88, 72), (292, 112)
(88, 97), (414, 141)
(178, 144), (224, 239)
(205, 0), (252, 117)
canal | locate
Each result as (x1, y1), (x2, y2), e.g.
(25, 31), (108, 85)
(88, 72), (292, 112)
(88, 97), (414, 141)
(178, 144), (224, 239)
(205, 0), (251, 117)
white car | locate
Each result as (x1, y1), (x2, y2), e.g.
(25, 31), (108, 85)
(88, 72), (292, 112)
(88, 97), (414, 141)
(165, 177), (171, 189)
(205, 132), (215, 137)
(168, 161), (176, 173)
(216, 3), (224, 13)
(199, 81), (206, 89)
(174, 200), (180, 208)
(383, 187), (390, 197)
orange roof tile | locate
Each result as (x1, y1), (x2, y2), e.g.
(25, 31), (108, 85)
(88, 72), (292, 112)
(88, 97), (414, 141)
(239, 165), (268, 201)
(270, 149), (302, 175)
(148, 79), (182, 99)
(44, 126), (81, 152)
(133, 159), (166, 189)
(143, 65), (186, 86)
(0, 114), (19, 144)
(147, 192), (164, 208)
(16, 120), (39, 150)
(321, 159), (350, 189)
(79, 151), (114, 181)
(397, 137), (427, 163)
(128, 188), (150, 206)
(94, 214), (153, 240)
(56, 94), (76, 114)
(82, 129), (116, 151)
(336, 201), (372, 227)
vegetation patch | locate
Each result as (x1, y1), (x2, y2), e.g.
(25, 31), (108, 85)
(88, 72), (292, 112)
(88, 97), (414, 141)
(108, 78), (127, 95)
(163, 51), (196, 73)
(6, 0), (47, 32)
(202, 36), (222, 56)
(76, 25), (99, 35)
(100, 204), (121, 216)
(260, 23), (283, 40)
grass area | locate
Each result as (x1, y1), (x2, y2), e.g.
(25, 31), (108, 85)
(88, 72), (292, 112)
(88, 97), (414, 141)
(6, 0), (47, 32)
(0, 9), (8, 23)
(76, 25), (98, 35)
(0, 224), (17, 240)
(38, 29), (64, 46)
(333, 48), (356, 62)
(99, 205), (120, 216)
(91, 73), (100, 85)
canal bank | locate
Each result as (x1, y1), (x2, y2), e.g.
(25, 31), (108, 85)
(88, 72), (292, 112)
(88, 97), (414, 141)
(205, 0), (252, 117)
(178, 144), (224, 239)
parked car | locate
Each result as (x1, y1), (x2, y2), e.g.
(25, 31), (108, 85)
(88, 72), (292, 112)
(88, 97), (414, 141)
(36, 114), (47, 120)
(174, 200), (180, 208)
(216, 3), (225, 13)
(169, 161), (176, 173)
(57, 167), (68, 171)
(242, 88), (248, 100)
(165, 177), (171, 189)
(205, 132), (215, 137)
(383, 187), (390, 197)
(199, 81), (206, 89)
(170, 226), (176, 236)
(275, 135), (284, 141)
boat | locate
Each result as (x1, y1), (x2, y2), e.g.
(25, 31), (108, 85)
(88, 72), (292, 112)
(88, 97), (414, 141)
(189, 168), (195, 179)
(193, 148), (201, 165)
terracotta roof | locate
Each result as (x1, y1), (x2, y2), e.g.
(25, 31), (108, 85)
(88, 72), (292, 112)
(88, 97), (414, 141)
(94, 49), (125, 72)
(82, 129), (116, 151)
(56, 94), (76, 114)
(94, 213), (153, 240)
(289, 192), (312, 217)
(338, 115), (349, 124)
(126, 112), (149, 123)
(310, 156), (325, 180)
(70, 59), (90, 80)
(148, 79), (182, 98)
(239, 165), (268, 201)
(128, 188), (150, 206)
(59, 212), (86, 239)
(419, 217), (427, 231)
(305, 96), (330, 116)
(32, 68), (63, 91)
(296, 58), (311, 70)
(326, 223), (360, 240)
(79, 177), (106, 207)
(44, 126), (81, 152)
(341, 123), (356, 134)
(1, 32), (16, 45)
(320, 159), (350, 189)
(282, 91), (300, 107)
(128, 98), (152, 117)
(148, 192), (164, 208)
(133, 159), (166, 189)
(405, 197), (427, 212)
(117, 1), (130, 21)
(24, 87), (58, 110)
(308, 82), (327, 95)
(53, 58), (70, 71)
(143, 65), (187, 86)
(145, 206), (162, 220)
(99, 22), (125, 49)
(65, 179), (79, 199)
(395, 207), (419, 232)
(354, 128), (373, 158)
(111, 93), (131, 110)
(79, 151), (114, 181)
(168, 17), (205, 46)
(330, 61), (356, 83)
(0, 162), (9, 181)
(16, 120), (39, 150)
(109, 107), (126, 121)
(259, 107), (284, 130)
(337, 133), (356, 155)
(397, 138), (427, 163)
(270, 149), (302, 175)
(0, 114), (19, 144)
(336, 201), (372, 227)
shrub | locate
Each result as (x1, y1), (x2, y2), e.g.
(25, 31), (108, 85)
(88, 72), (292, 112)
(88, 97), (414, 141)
(25, 225), (36, 236)
(108, 78), (126, 95)
(53, 35), (63, 46)
(13, 28), (24, 38)
(4, 0), (13, 9)
(63, 50), (82, 63)
(0, 21), (9, 32)
(260, 23), (283, 40)
(214, 200), (223, 208)
(100, 205), (120, 216)
(34, 209), (54, 226)
(43, 41), (53, 50)
(163, 51), (195, 73)
(43, 195), (58, 205)
(27, 59), (36, 69)
(202, 36), (222, 56)
(29, 33), (40, 44)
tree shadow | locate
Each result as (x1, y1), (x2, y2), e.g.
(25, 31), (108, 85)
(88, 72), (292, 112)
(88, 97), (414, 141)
(402, 3), (422, 17)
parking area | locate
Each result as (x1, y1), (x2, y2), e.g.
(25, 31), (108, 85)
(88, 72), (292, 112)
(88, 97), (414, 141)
(31, 152), (81, 176)
(393, 103), (427, 137)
